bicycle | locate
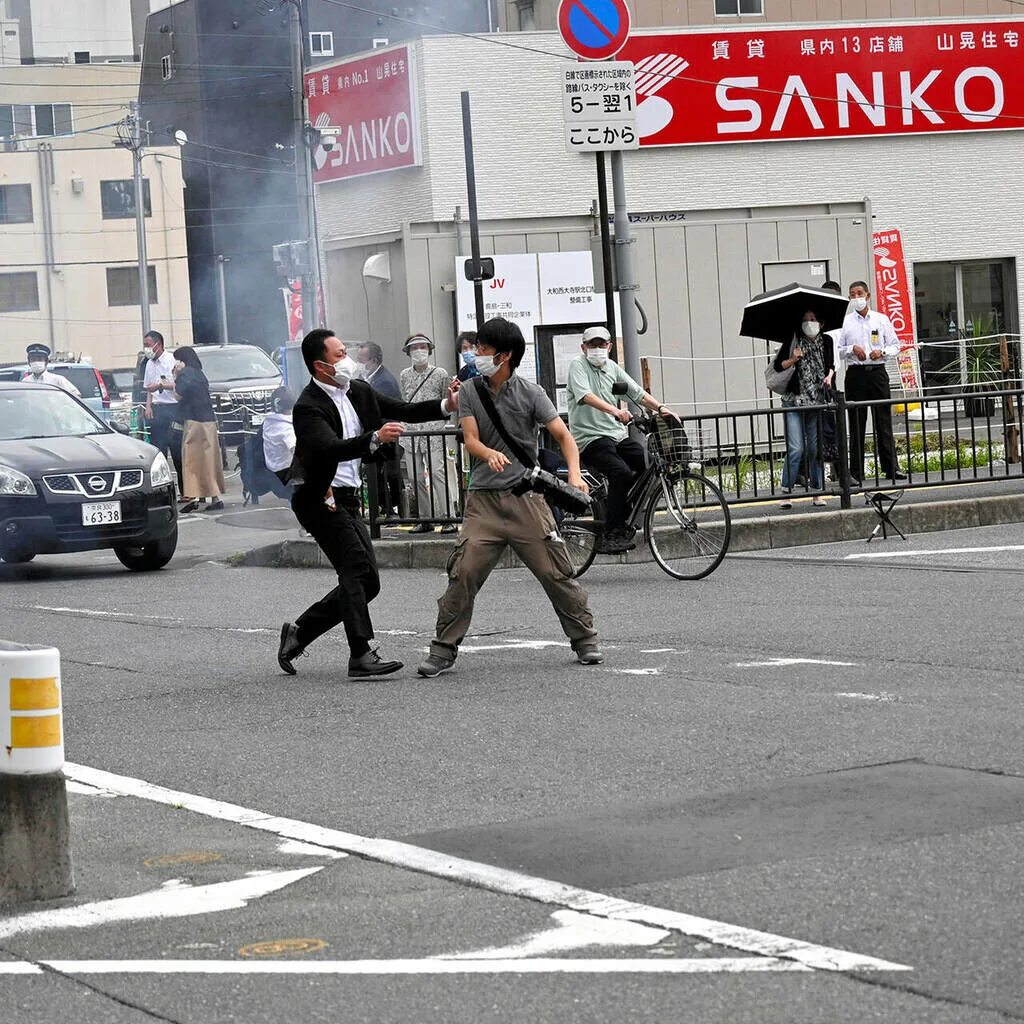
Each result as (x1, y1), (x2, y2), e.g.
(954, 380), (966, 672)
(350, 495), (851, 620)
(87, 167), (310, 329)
(557, 412), (731, 581)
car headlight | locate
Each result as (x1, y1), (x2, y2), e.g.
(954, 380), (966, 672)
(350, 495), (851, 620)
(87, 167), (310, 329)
(150, 452), (173, 487)
(0, 464), (37, 496)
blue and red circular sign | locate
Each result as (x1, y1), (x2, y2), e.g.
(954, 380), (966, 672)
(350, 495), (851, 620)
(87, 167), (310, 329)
(557, 0), (631, 61)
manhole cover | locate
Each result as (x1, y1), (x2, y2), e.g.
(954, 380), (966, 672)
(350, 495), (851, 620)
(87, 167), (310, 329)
(238, 938), (328, 957)
(144, 851), (224, 868)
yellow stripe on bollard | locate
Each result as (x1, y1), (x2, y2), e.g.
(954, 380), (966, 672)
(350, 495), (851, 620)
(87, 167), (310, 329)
(11, 714), (62, 749)
(10, 677), (60, 711)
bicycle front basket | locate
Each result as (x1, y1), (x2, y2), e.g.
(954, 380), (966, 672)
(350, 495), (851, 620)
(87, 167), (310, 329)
(650, 418), (693, 471)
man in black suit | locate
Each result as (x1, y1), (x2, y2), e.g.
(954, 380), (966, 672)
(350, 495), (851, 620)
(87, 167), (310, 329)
(356, 341), (404, 517)
(278, 329), (458, 678)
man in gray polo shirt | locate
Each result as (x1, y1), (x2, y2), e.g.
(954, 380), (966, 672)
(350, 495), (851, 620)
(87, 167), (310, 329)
(417, 317), (602, 677)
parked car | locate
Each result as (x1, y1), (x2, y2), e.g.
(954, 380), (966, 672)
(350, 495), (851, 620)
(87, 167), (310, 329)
(0, 362), (112, 422)
(98, 369), (133, 431)
(194, 343), (283, 444)
(0, 381), (177, 570)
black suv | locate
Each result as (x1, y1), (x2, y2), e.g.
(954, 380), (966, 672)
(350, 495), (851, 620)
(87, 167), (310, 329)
(0, 382), (177, 570)
(193, 344), (283, 445)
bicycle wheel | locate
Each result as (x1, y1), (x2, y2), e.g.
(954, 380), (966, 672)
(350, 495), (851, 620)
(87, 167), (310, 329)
(557, 502), (605, 579)
(644, 473), (731, 580)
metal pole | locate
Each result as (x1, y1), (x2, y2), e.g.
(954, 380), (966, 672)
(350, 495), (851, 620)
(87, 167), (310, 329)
(216, 255), (230, 346)
(461, 91), (486, 330)
(290, 0), (315, 335)
(595, 152), (616, 344)
(610, 150), (640, 382)
(130, 101), (151, 337)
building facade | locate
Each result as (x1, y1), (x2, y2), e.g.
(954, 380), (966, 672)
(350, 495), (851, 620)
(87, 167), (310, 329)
(2, 0), (137, 64)
(310, 21), (1023, 417)
(0, 64), (191, 368)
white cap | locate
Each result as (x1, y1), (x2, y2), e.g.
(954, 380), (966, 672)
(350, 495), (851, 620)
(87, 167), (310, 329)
(581, 325), (611, 344)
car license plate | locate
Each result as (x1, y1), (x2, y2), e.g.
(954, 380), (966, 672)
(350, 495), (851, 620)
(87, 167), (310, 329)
(81, 501), (122, 526)
(250, 413), (264, 427)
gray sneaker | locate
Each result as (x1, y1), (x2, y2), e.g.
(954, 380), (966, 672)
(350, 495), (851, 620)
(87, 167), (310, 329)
(417, 653), (455, 677)
(576, 645), (604, 665)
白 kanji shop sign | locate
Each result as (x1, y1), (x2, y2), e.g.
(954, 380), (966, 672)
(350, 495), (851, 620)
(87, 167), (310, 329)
(305, 44), (420, 182)
(618, 20), (1024, 147)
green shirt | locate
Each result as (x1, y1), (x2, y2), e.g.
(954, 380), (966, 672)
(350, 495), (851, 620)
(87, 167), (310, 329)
(565, 356), (647, 452)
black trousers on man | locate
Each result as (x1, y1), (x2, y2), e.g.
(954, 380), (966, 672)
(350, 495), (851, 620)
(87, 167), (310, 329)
(845, 366), (897, 479)
(292, 485), (379, 656)
(148, 403), (183, 490)
(580, 436), (646, 530)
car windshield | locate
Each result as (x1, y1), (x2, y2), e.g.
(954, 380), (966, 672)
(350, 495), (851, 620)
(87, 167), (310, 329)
(3, 365), (102, 398)
(0, 387), (108, 440)
(195, 347), (280, 382)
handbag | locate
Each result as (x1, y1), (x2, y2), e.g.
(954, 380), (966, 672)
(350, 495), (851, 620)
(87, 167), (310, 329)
(472, 379), (591, 515)
(764, 352), (796, 396)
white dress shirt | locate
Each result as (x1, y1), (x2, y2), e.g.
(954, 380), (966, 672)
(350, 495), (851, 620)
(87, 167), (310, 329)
(261, 411), (296, 473)
(23, 370), (80, 396)
(838, 309), (900, 368)
(313, 378), (363, 487)
(143, 351), (179, 404)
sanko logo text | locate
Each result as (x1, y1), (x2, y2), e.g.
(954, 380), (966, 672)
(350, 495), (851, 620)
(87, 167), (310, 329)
(325, 114), (413, 169)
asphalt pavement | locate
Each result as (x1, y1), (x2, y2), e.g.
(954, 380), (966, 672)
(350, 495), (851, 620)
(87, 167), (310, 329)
(1, 500), (1023, 1023)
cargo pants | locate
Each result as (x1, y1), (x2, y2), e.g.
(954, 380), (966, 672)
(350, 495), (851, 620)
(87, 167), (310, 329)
(430, 489), (597, 660)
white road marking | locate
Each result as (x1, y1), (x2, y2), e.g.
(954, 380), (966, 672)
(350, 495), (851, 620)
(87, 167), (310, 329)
(443, 910), (668, 959)
(846, 545), (1024, 561)
(734, 657), (859, 668)
(458, 640), (570, 652)
(0, 868), (321, 939)
(835, 692), (899, 703)
(0, 957), (807, 976)
(640, 648), (680, 654)
(277, 839), (347, 859)
(31, 605), (183, 622)
(66, 780), (119, 798)
(63, 763), (911, 973)
(610, 668), (662, 676)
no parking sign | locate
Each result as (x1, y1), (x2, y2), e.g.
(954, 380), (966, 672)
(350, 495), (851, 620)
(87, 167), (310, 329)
(557, 0), (631, 61)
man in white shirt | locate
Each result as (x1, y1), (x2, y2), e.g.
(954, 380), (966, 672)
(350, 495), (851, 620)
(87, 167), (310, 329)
(142, 330), (183, 490)
(838, 281), (907, 483)
(262, 387), (297, 482)
(22, 344), (80, 396)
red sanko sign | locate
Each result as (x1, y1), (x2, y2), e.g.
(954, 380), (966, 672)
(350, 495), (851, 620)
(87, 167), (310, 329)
(558, 0), (631, 61)
(618, 20), (1024, 147)
(305, 45), (420, 182)
(873, 229), (914, 348)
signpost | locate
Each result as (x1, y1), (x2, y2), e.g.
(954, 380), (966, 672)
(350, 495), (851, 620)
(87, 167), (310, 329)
(557, 0), (631, 61)
(561, 62), (638, 152)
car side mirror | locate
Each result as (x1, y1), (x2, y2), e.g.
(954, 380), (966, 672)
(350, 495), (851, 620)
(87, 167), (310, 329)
(611, 381), (629, 396)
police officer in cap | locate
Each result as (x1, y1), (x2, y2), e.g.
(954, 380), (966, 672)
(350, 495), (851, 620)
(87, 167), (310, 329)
(22, 344), (80, 396)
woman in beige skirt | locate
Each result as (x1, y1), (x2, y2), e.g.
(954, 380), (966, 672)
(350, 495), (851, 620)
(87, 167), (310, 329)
(172, 347), (225, 513)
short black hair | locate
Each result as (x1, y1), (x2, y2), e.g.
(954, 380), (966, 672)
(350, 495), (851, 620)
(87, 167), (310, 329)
(145, 330), (164, 346)
(271, 386), (295, 414)
(359, 341), (383, 363)
(457, 331), (477, 348)
(301, 328), (335, 374)
(173, 345), (202, 370)
(477, 317), (525, 370)
(821, 281), (843, 294)
(849, 280), (870, 293)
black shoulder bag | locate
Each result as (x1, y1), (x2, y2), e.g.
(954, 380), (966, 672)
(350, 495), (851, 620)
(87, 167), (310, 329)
(472, 379), (590, 515)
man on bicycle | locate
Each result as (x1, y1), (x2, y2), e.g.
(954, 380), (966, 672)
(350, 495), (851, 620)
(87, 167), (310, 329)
(566, 325), (679, 554)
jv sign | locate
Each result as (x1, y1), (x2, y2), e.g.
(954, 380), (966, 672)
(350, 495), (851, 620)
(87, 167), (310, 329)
(618, 20), (1024, 146)
(306, 44), (421, 182)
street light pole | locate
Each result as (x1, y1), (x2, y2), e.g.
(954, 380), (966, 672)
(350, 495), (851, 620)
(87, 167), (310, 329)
(216, 255), (230, 346)
(129, 100), (150, 337)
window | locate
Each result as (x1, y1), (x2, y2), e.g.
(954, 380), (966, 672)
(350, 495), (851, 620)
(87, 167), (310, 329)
(0, 184), (32, 224)
(161, 53), (173, 80)
(0, 272), (40, 312)
(100, 179), (152, 219)
(715, 0), (763, 14)
(0, 103), (71, 138)
(73, 51), (90, 64)
(106, 266), (158, 307)
(309, 31), (333, 57)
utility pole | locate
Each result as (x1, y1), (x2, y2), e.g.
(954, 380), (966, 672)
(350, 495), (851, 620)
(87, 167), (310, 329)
(610, 151), (640, 383)
(125, 100), (151, 337)
(460, 92), (486, 330)
(216, 255), (230, 346)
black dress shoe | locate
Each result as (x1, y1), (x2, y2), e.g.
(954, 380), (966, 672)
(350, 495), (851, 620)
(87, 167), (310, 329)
(348, 649), (403, 678)
(278, 622), (305, 675)
(409, 523), (435, 534)
(890, 471), (908, 481)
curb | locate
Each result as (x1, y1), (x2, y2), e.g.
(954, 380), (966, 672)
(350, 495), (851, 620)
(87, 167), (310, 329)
(231, 492), (1024, 571)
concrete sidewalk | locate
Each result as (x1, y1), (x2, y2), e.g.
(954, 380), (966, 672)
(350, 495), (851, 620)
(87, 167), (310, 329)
(232, 486), (1024, 571)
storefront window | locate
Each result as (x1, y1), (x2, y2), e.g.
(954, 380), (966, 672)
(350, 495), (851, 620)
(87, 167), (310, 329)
(913, 258), (1017, 393)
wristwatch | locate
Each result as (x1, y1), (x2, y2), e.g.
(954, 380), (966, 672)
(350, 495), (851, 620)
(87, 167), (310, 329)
(368, 430), (381, 453)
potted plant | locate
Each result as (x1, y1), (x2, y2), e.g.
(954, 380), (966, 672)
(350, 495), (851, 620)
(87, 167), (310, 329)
(941, 316), (1003, 418)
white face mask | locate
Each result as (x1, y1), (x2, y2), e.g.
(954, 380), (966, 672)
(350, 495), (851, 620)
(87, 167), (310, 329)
(410, 348), (430, 367)
(475, 353), (501, 378)
(852, 296), (869, 312)
(325, 358), (352, 387)
(29, 361), (46, 375)
(585, 348), (609, 367)
(145, 348), (158, 360)
(801, 321), (821, 339)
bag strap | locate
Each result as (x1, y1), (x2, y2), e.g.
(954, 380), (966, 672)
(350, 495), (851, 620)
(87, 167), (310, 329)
(407, 365), (441, 403)
(473, 377), (534, 469)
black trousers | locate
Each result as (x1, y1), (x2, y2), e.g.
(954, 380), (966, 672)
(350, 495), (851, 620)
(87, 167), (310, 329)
(292, 486), (379, 655)
(149, 404), (183, 490)
(580, 436), (646, 530)
(845, 366), (897, 478)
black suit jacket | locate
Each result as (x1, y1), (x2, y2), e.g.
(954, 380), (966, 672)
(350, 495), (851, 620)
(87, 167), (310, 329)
(290, 377), (448, 497)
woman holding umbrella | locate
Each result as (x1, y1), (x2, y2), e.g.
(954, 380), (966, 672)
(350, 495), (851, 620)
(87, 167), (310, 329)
(772, 309), (834, 509)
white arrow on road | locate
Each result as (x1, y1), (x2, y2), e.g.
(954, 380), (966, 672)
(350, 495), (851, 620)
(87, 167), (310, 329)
(0, 868), (322, 940)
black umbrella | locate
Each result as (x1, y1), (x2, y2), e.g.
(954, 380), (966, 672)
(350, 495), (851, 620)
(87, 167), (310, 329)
(740, 282), (851, 344)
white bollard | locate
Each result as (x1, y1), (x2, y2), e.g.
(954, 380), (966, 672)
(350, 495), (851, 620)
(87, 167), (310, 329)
(0, 642), (74, 904)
